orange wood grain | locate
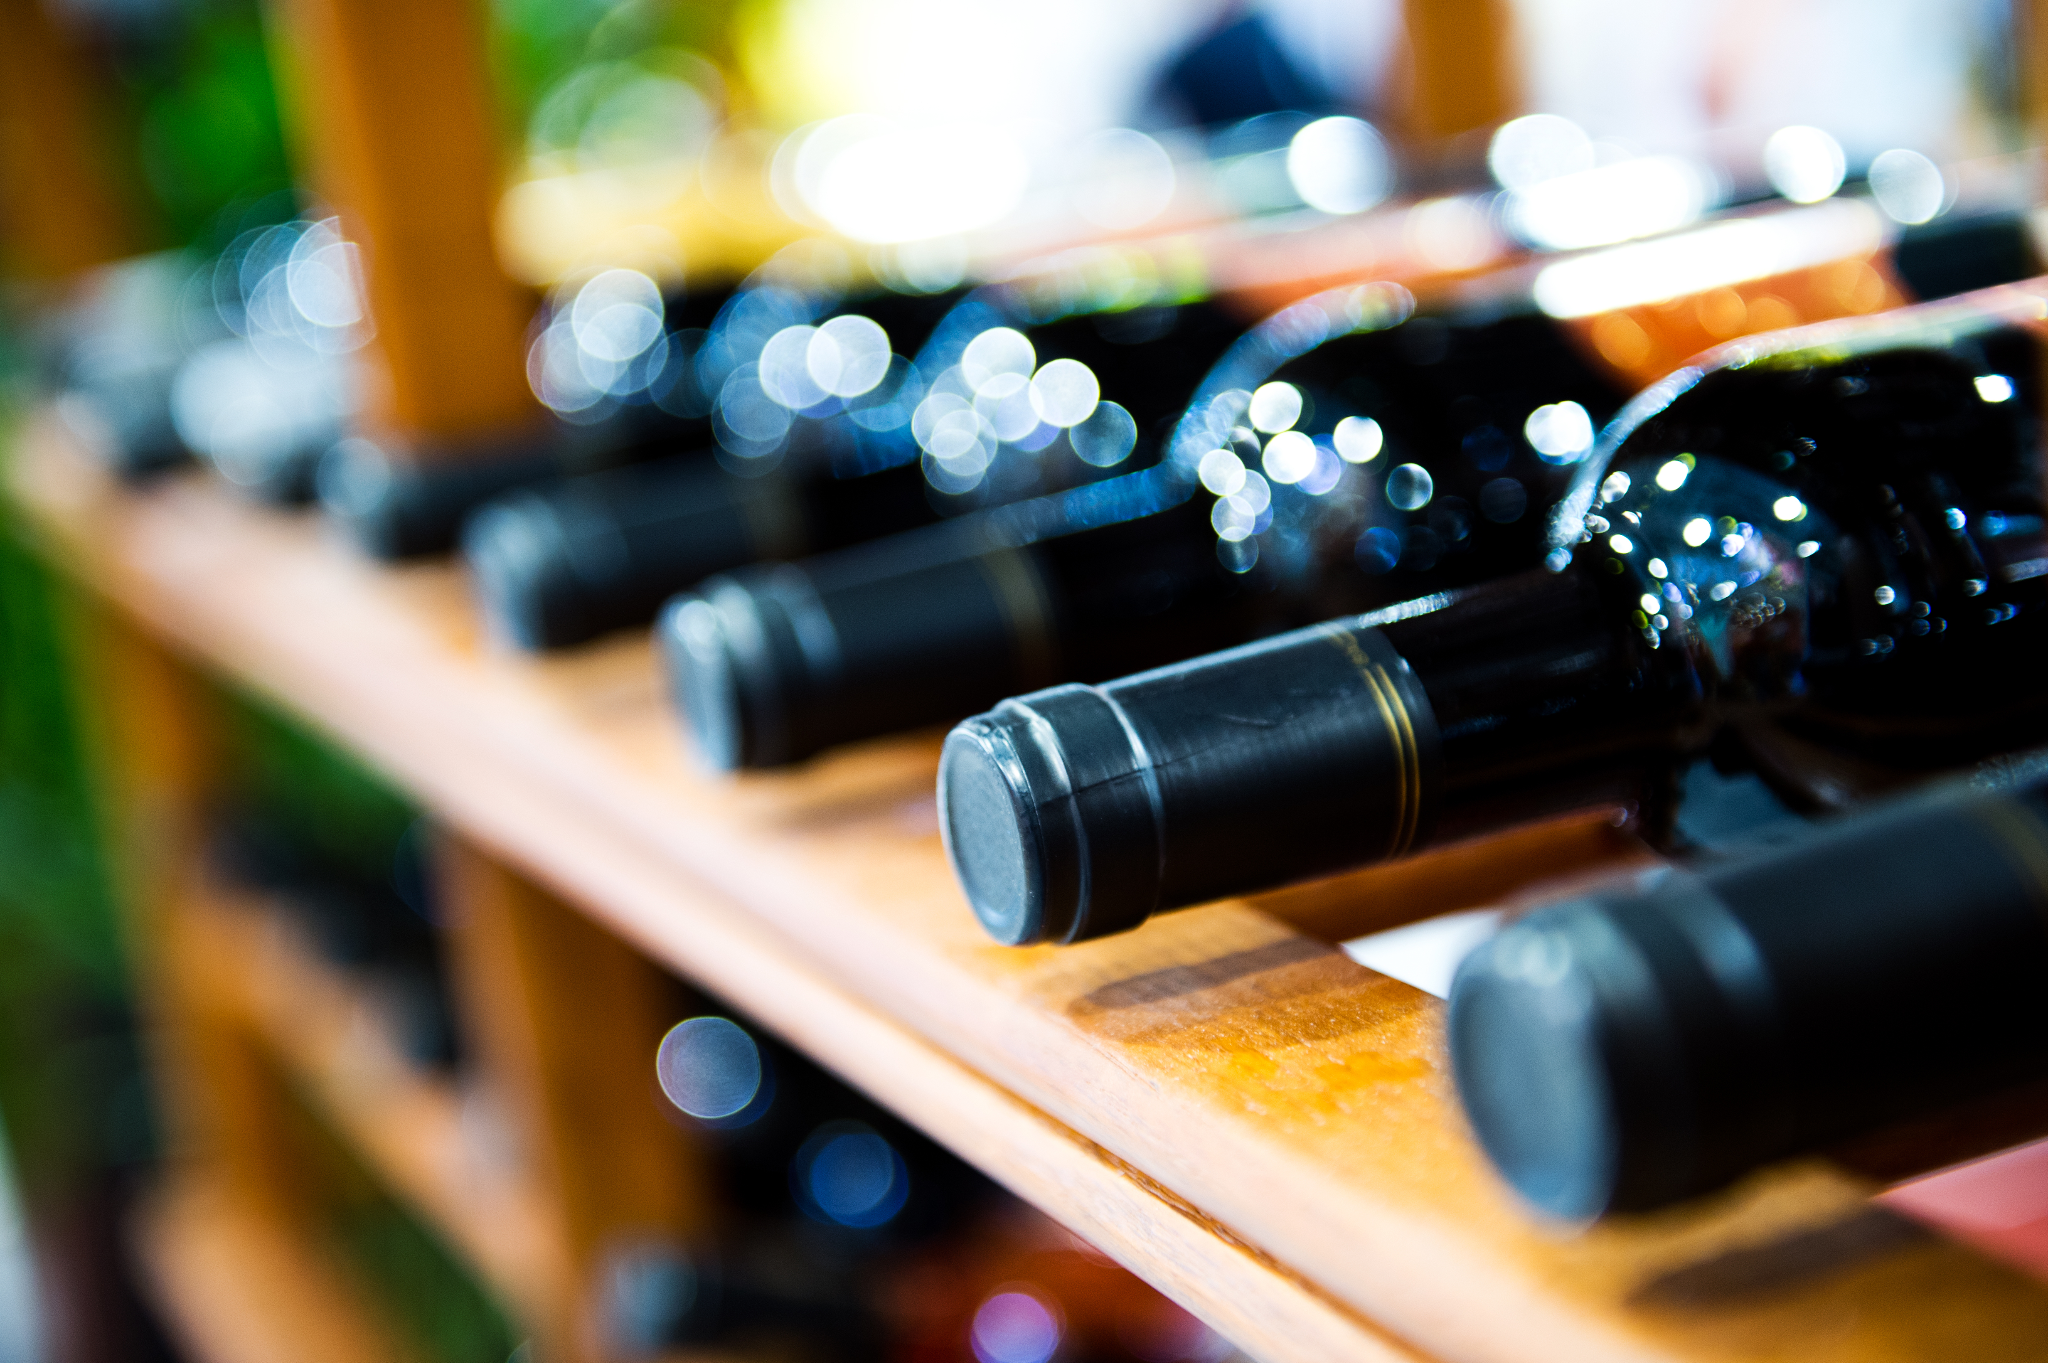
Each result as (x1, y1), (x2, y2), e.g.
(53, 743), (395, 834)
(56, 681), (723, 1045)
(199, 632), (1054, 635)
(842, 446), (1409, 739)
(265, 0), (538, 446)
(134, 1176), (423, 1363)
(440, 837), (711, 1363)
(14, 418), (2048, 1363)
(0, 0), (135, 277)
(175, 868), (563, 1318)
(1397, 0), (1519, 147)
(1247, 809), (1654, 944)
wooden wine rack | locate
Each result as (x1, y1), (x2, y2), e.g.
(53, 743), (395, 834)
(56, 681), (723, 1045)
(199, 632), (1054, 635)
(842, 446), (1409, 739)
(16, 404), (2048, 1363)
(13, 0), (2048, 1355)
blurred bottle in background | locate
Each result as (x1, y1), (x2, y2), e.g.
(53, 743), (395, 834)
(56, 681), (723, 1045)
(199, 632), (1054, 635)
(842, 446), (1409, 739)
(642, 1008), (1242, 1362)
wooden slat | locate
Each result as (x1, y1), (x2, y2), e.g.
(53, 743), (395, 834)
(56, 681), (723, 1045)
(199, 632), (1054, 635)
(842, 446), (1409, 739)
(439, 838), (712, 1363)
(264, 0), (537, 445)
(0, 0), (134, 277)
(133, 1176), (421, 1363)
(175, 868), (563, 1319)
(1398, 0), (1519, 147)
(15, 419), (2048, 1363)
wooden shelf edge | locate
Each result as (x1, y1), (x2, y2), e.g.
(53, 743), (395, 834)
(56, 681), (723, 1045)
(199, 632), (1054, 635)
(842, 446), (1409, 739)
(21, 414), (2048, 1363)
(176, 870), (564, 1323)
(175, 851), (1409, 1362)
(131, 1175), (422, 1363)
(569, 832), (1434, 1363)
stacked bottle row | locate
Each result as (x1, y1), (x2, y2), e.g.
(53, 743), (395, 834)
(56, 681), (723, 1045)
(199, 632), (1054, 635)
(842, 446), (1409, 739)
(931, 273), (2048, 1221)
(482, 181), (2042, 1221)
(49, 142), (2048, 1234)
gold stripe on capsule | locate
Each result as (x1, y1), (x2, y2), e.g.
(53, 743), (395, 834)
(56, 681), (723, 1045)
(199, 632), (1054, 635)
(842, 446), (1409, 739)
(1373, 664), (1423, 855)
(1356, 667), (1410, 861)
(1321, 625), (1422, 859)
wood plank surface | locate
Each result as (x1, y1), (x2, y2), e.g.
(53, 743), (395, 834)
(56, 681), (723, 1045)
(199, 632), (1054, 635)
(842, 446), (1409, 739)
(265, 0), (537, 445)
(18, 416), (2048, 1363)
(176, 867), (563, 1319)
(437, 837), (712, 1363)
(134, 1176), (421, 1363)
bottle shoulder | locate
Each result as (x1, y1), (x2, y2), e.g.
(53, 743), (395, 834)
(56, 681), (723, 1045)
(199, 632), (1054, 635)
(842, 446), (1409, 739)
(1563, 326), (2047, 723)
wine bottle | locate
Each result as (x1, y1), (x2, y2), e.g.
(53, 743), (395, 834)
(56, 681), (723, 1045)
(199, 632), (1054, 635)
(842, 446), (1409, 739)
(460, 183), (1498, 654)
(315, 270), (735, 557)
(665, 200), (2040, 773)
(599, 1239), (884, 1362)
(466, 277), (1246, 649)
(662, 278), (1626, 768)
(656, 1014), (998, 1240)
(939, 279), (2048, 945)
(48, 250), (223, 480)
(208, 809), (459, 1070)
(462, 281), (966, 648)
(1448, 753), (2048, 1219)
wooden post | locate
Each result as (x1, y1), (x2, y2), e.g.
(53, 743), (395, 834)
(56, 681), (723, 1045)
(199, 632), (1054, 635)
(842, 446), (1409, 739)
(2023, 0), (2048, 514)
(1397, 0), (1519, 148)
(265, 0), (539, 450)
(0, 0), (136, 277)
(440, 839), (711, 1363)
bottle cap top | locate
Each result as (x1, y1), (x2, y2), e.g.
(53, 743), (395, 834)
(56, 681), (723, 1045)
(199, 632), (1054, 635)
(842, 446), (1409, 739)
(465, 494), (583, 651)
(940, 686), (1163, 946)
(938, 719), (1043, 945)
(659, 582), (801, 772)
(1449, 912), (1623, 1220)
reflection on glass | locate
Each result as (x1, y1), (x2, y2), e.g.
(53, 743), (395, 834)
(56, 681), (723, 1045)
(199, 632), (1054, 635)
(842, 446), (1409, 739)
(1869, 147), (1947, 225)
(1284, 116), (1391, 215)
(1488, 114), (1596, 190)
(170, 216), (370, 496)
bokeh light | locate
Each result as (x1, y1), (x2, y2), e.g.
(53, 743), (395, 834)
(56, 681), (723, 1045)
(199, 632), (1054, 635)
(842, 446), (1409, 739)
(1868, 148), (1946, 224)
(792, 1121), (910, 1228)
(1285, 116), (1391, 215)
(655, 1017), (764, 1120)
(971, 1289), (1063, 1363)
(1523, 401), (1595, 464)
(1763, 125), (1847, 203)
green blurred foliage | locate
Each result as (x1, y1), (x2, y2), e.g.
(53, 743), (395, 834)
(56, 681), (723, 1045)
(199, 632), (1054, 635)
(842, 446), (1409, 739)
(332, 1194), (521, 1363)
(127, 6), (295, 246)
(213, 682), (418, 887)
(270, 1074), (517, 1363)
(50, 0), (297, 253)
(489, 0), (742, 149)
(0, 417), (142, 1201)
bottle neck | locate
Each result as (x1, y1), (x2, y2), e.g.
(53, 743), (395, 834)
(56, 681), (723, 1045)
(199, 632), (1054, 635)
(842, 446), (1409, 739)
(1369, 562), (1703, 844)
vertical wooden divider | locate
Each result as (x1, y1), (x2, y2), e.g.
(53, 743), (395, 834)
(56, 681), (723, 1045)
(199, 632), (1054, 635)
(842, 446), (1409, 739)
(440, 838), (711, 1363)
(263, 0), (539, 451)
(2026, 0), (2048, 518)
(1398, 0), (1519, 150)
(0, 0), (135, 278)
(58, 593), (345, 1234)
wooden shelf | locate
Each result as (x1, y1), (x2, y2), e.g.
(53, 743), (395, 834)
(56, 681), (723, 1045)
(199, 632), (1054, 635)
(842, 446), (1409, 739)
(20, 414), (2048, 1363)
(133, 1176), (421, 1363)
(172, 867), (563, 1320)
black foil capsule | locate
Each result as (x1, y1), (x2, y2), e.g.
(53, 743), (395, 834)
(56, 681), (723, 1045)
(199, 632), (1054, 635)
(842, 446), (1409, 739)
(1448, 765), (2048, 1219)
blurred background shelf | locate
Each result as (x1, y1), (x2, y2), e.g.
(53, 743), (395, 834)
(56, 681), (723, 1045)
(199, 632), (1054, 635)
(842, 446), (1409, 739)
(18, 405), (2048, 1363)
(134, 1175), (421, 1363)
(167, 860), (562, 1322)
